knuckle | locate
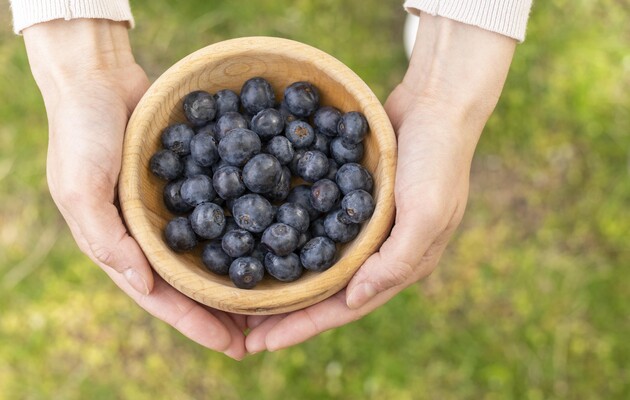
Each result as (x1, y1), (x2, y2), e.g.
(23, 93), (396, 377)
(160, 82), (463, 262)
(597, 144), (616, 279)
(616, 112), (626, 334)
(377, 260), (414, 290)
(90, 244), (118, 269)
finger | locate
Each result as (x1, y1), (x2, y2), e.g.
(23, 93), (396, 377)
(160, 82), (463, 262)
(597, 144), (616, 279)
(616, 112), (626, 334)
(245, 314), (287, 354)
(208, 310), (247, 360)
(103, 266), (245, 359)
(247, 314), (275, 330)
(62, 198), (155, 296)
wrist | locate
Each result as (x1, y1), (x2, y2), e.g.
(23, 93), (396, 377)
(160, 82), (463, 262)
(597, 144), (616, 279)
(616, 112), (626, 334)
(402, 13), (516, 125)
(23, 19), (135, 95)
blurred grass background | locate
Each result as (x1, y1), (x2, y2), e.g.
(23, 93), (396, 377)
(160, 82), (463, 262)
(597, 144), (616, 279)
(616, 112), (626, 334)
(1, 0), (629, 398)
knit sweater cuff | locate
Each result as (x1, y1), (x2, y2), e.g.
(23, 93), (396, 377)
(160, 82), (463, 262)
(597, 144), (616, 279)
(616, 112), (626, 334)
(10, 0), (134, 34)
(404, 0), (533, 42)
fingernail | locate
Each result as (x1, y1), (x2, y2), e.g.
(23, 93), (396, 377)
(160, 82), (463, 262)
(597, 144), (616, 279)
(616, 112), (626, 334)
(124, 268), (150, 295)
(347, 283), (377, 309)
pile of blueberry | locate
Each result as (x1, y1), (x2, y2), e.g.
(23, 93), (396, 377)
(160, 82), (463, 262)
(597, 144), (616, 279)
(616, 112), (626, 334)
(149, 77), (375, 289)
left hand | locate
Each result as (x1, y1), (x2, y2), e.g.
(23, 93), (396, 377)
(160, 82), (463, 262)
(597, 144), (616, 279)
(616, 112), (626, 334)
(244, 14), (516, 353)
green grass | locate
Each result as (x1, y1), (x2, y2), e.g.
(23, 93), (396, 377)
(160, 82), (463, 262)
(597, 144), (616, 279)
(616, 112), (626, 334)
(1, 0), (629, 398)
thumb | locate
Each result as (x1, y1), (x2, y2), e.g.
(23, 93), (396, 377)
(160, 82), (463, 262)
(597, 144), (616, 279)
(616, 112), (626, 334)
(68, 199), (155, 295)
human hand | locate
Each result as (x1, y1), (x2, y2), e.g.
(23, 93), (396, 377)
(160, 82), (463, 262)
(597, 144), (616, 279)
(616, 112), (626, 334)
(24, 19), (246, 359)
(244, 14), (517, 353)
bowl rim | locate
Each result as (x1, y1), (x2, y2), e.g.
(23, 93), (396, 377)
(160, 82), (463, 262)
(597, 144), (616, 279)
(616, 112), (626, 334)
(119, 36), (396, 315)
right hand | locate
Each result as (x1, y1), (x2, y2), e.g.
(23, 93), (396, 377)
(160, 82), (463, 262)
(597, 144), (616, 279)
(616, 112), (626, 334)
(24, 19), (247, 360)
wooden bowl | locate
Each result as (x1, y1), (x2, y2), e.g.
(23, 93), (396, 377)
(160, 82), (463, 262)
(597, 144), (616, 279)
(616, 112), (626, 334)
(119, 37), (396, 315)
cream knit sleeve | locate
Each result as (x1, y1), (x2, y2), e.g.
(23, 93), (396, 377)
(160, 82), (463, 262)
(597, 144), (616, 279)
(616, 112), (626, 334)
(9, 0), (134, 34)
(404, 0), (533, 42)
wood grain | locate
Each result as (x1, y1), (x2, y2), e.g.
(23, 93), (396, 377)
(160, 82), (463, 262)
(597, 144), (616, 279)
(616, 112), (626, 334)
(119, 37), (397, 315)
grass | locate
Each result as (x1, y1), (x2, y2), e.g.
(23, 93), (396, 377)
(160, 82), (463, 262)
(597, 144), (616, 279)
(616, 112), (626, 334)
(1, 0), (629, 398)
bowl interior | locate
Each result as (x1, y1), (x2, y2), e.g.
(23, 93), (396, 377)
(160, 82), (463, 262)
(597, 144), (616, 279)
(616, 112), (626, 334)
(121, 37), (395, 314)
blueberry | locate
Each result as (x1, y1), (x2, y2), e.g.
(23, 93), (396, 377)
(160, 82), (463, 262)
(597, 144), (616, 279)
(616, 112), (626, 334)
(297, 231), (311, 250)
(183, 90), (217, 126)
(264, 252), (303, 282)
(181, 174), (216, 206)
(285, 120), (315, 149)
(231, 194), (275, 233)
(214, 89), (240, 118)
(265, 166), (291, 202)
(325, 158), (339, 181)
(341, 189), (375, 223)
(214, 112), (249, 142)
(150, 149), (182, 181)
(242, 153), (282, 194)
(313, 106), (342, 137)
(196, 122), (217, 137)
(309, 217), (327, 238)
(218, 128), (261, 166)
(323, 209), (360, 243)
(182, 155), (212, 178)
(300, 237), (337, 272)
(310, 179), (340, 213)
(250, 241), (269, 263)
(164, 217), (198, 252)
(335, 163), (373, 195)
(189, 202), (225, 239)
(229, 257), (265, 289)
(309, 132), (330, 156)
(222, 216), (239, 236)
(330, 137), (364, 164)
(201, 240), (232, 275)
(251, 108), (285, 141)
(287, 185), (320, 220)
(161, 123), (195, 156)
(297, 150), (329, 182)
(240, 77), (276, 115)
(338, 111), (368, 145)
(190, 132), (219, 167)
(222, 229), (255, 258)
(212, 165), (246, 200)
(276, 202), (310, 233)
(278, 101), (301, 124)
(288, 148), (307, 176)
(283, 81), (320, 118)
(211, 158), (231, 175)
(163, 178), (194, 214)
(265, 135), (295, 165)
(261, 223), (300, 256)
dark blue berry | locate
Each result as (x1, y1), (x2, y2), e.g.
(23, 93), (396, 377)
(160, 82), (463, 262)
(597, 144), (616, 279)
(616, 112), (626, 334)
(288, 148), (307, 176)
(231, 194), (275, 233)
(183, 90), (217, 126)
(214, 89), (240, 118)
(297, 231), (311, 250)
(181, 175), (216, 206)
(285, 120), (315, 149)
(276, 202), (310, 233)
(265, 135), (294, 165)
(283, 81), (320, 117)
(222, 216), (239, 236)
(201, 240), (232, 275)
(150, 149), (182, 181)
(218, 128), (261, 166)
(182, 155), (212, 178)
(324, 209), (360, 243)
(335, 163), (373, 195)
(330, 137), (364, 164)
(251, 108), (284, 141)
(229, 257), (265, 289)
(325, 158), (339, 181)
(310, 179), (340, 213)
(190, 132), (219, 167)
(196, 122), (217, 137)
(278, 101), (301, 124)
(222, 229), (255, 258)
(189, 202), (225, 239)
(287, 184), (320, 220)
(211, 158), (231, 175)
(161, 123), (195, 155)
(341, 189), (375, 223)
(240, 77), (276, 115)
(261, 223), (300, 256)
(165, 217), (198, 252)
(250, 241), (269, 263)
(266, 166), (291, 202)
(214, 111), (249, 142)
(163, 178), (194, 214)
(264, 252), (303, 282)
(310, 217), (327, 238)
(297, 150), (329, 182)
(309, 132), (330, 156)
(242, 154), (282, 194)
(338, 111), (369, 145)
(300, 237), (337, 272)
(313, 106), (342, 137)
(212, 165), (246, 200)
